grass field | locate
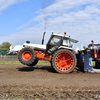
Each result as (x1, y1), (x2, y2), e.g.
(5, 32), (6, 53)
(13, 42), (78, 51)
(0, 60), (95, 66)
(0, 61), (50, 64)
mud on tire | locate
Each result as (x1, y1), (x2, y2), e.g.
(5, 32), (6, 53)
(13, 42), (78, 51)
(51, 49), (77, 73)
(18, 47), (36, 65)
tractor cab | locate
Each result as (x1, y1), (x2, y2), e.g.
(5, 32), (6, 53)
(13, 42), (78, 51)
(46, 33), (78, 54)
(88, 43), (100, 60)
(48, 34), (72, 47)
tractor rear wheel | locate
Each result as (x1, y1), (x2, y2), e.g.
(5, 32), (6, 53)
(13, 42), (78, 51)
(51, 49), (77, 73)
(18, 47), (36, 65)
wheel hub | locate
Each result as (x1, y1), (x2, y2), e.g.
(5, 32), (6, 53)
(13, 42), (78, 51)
(55, 52), (74, 71)
(22, 51), (32, 61)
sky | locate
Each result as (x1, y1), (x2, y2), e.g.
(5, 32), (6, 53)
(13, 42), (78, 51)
(0, 0), (100, 50)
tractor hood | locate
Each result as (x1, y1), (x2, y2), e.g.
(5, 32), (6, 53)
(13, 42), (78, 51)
(23, 43), (46, 51)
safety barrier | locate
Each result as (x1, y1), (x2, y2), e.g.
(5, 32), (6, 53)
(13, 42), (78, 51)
(0, 55), (17, 58)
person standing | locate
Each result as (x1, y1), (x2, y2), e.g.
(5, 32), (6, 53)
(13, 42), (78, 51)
(83, 46), (93, 66)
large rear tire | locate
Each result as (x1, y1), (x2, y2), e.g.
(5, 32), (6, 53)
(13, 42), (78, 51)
(51, 49), (77, 73)
(18, 47), (36, 65)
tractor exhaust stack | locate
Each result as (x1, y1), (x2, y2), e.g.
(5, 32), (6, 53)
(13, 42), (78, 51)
(42, 32), (46, 45)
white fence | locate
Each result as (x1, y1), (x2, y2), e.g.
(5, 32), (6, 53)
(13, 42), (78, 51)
(0, 55), (17, 58)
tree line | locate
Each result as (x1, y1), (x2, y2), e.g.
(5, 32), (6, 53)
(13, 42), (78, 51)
(0, 42), (11, 49)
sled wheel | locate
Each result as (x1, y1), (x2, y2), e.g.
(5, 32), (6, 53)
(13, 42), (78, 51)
(28, 59), (38, 66)
(51, 49), (77, 73)
(18, 47), (36, 65)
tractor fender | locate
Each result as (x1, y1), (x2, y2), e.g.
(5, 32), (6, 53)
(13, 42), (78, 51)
(58, 46), (75, 54)
(58, 46), (73, 50)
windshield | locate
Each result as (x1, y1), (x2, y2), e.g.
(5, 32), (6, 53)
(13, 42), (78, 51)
(49, 36), (62, 46)
(63, 37), (72, 47)
(88, 44), (100, 49)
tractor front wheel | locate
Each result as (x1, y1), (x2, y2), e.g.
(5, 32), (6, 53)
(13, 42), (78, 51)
(18, 47), (36, 65)
(28, 59), (38, 67)
(51, 49), (77, 73)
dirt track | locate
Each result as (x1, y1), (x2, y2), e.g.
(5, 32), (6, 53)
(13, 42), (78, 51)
(0, 58), (100, 100)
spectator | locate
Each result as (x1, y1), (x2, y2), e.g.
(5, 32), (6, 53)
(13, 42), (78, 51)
(83, 46), (93, 67)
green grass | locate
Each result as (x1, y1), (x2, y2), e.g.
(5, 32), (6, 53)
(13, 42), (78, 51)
(91, 61), (95, 66)
(0, 61), (21, 64)
(38, 61), (50, 64)
(92, 61), (95, 66)
(0, 61), (50, 64)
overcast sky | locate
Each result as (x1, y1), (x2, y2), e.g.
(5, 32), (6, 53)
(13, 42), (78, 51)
(0, 0), (100, 49)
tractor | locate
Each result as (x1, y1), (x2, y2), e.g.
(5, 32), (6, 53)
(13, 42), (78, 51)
(18, 32), (78, 73)
(88, 40), (100, 61)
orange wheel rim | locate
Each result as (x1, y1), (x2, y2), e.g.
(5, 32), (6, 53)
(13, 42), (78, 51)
(22, 51), (32, 61)
(55, 52), (74, 71)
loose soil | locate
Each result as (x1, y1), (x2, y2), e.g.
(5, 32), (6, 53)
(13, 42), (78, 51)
(0, 58), (100, 100)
